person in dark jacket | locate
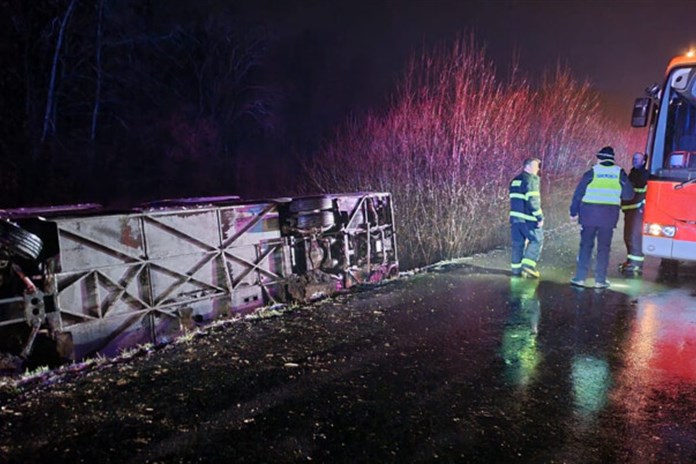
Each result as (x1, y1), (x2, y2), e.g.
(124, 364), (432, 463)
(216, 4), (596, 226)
(618, 152), (649, 275)
(569, 146), (635, 289)
(509, 158), (543, 278)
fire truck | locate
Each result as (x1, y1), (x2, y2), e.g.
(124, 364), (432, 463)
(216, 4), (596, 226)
(632, 52), (696, 268)
(0, 193), (398, 370)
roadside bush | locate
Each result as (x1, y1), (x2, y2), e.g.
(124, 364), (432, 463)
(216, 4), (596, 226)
(306, 36), (635, 270)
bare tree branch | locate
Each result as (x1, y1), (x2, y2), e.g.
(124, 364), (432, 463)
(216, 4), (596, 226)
(41, 0), (77, 145)
(90, 0), (105, 141)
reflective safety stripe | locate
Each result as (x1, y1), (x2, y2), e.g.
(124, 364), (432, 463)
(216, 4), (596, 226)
(582, 164), (622, 205)
(634, 187), (647, 193)
(583, 188), (621, 204)
(521, 258), (537, 267)
(511, 263), (522, 269)
(621, 200), (645, 211)
(521, 267), (540, 277)
(627, 254), (645, 262)
(510, 172), (542, 224)
(510, 211), (537, 221)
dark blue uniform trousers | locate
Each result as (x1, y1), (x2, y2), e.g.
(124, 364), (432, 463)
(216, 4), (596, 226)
(574, 226), (613, 284)
(511, 222), (543, 274)
(623, 208), (644, 266)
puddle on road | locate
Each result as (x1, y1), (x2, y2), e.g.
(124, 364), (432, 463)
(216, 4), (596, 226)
(342, 268), (696, 462)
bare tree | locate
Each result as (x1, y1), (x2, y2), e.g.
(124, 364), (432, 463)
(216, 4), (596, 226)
(4, 0), (282, 205)
(40, 0), (77, 145)
(307, 36), (632, 269)
(90, 0), (105, 142)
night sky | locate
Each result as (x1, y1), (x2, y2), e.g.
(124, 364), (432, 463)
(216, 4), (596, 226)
(3, 0), (696, 205)
(247, 0), (696, 149)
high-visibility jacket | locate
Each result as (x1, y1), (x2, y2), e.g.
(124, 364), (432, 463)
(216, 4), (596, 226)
(509, 171), (543, 226)
(581, 164), (622, 205)
(621, 166), (649, 211)
(570, 161), (634, 228)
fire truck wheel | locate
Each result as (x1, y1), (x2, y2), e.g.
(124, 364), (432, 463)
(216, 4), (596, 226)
(289, 196), (333, 214)
(296, 211), (335, 229)
(0, 220), (43, 260)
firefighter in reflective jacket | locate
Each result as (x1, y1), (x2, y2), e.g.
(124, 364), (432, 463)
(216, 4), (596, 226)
(618, 152), (649, 275)
(509, 158), (543, 278)
(569, 146), (635, 289)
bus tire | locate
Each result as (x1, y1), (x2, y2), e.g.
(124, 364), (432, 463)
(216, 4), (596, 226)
(0, 220), (43, 260)
(289, 196), (333, 214)
(296, 211), (335, 230)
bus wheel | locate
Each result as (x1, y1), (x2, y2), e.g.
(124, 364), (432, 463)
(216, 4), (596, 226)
(0, 220), (43, 260)
(289, 196), (333, 214)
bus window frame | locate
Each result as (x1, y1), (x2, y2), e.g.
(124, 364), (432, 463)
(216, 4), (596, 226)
(651, 66), (696, 181)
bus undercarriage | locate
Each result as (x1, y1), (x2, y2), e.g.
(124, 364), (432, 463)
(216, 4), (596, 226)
(0, 193), (398, 371)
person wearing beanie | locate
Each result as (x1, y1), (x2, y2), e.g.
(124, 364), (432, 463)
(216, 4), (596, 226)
(618, 152), (649, 275)
(569, 146), (635, 289)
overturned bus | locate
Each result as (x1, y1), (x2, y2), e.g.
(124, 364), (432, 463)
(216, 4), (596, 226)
(0, 193), (398, 369)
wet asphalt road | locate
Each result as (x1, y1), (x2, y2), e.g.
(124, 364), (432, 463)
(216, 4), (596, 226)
(2, 224), (696, 463)
(389, 224), (696, 463)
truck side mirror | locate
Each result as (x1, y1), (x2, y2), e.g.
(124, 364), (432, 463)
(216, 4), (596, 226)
(631, 97), (652, 127)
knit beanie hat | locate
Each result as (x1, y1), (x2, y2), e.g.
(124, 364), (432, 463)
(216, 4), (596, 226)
(597, 146), (615, 161)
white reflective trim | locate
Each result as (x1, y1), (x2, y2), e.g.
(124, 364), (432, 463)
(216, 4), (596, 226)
(586, 188), (622, 195)
(510, 211), (537, 221)
(593, 165), (621, 176)
(583, 195), (621, 205)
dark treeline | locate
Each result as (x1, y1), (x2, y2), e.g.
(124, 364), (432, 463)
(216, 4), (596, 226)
(1, 0), (298, 208)
(1, 1), (641, 268)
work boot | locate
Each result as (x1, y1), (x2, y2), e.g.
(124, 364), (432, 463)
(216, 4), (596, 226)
(621, 263), (643, 276)
(521, 267), (540, 279)
(617, 261), (631, 272)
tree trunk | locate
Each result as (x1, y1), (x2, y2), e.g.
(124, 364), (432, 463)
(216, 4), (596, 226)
(90, 0), (105, 142)
(40, 0), (78, 146)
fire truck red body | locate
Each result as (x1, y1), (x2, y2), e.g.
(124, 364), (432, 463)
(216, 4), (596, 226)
(632, 53), (696, 262)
